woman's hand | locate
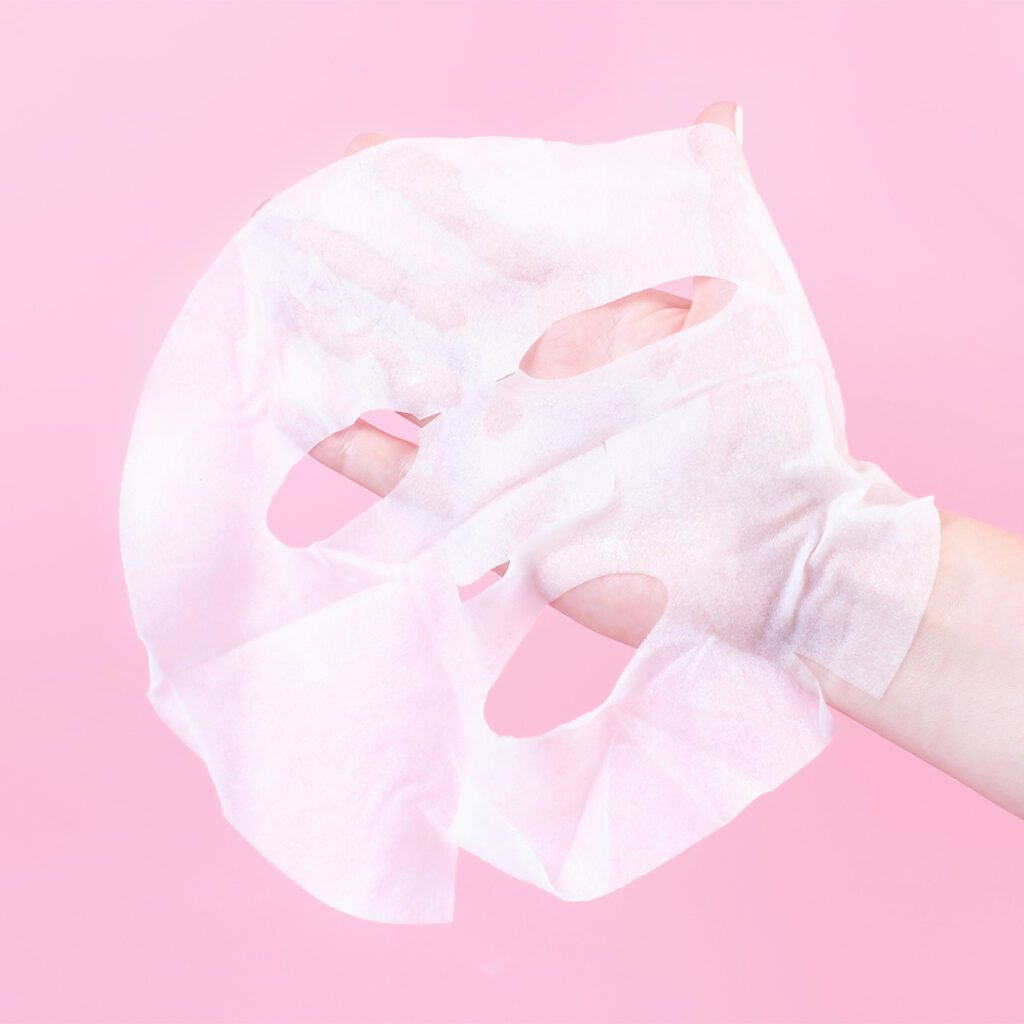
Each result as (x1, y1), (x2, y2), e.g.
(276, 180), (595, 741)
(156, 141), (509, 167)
(312, 103), (1024, 820)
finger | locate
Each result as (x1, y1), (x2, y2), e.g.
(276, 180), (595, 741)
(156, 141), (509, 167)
(694, 99), (743, 141)
(252, 133), (394, 218)
(316, 132), (429, 495)
(310, 419), (416, 497)
(520, 288), (692, 379)
(550, 573), (667, 647)
(686, 101), (743, 329)
(343, 131), (393, 156)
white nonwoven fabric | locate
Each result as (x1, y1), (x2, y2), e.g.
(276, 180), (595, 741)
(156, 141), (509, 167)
(119, 124), (941, 924)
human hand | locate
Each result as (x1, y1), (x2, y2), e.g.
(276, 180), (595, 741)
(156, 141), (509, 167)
(311, 104), (1024, 822)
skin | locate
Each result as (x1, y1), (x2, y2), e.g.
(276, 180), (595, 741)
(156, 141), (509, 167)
(310, 103), (1024, 819)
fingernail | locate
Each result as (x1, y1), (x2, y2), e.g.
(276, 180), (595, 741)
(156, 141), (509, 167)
(734, 104), (744, 146)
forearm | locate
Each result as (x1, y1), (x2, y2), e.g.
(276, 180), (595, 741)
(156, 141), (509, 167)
(802, 509), (1024, 817)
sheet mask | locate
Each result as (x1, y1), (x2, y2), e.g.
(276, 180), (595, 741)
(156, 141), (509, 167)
(120, 125), (941, 924)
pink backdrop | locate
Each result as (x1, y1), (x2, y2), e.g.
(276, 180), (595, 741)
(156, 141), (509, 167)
(2, 3), (1022, 1021)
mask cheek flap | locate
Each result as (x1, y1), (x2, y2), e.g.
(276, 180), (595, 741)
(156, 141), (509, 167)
(447, 634), (832, 902)
(161, 577), (461, 925)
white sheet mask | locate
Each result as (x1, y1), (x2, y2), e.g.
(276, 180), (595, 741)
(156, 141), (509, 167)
(120, 124), (941, 923)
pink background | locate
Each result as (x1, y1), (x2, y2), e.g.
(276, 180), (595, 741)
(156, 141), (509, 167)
(2, 2), (1023, 1021)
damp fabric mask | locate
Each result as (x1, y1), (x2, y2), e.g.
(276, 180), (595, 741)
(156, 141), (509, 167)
(119, 124), (941, 924)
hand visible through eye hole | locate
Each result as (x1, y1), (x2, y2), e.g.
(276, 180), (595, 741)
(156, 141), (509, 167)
(308, 102), (1024, 820)
(310, 101), (743, 649)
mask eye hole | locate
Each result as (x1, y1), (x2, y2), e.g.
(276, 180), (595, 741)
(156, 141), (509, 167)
(517, 278), (735, 381)
(267, 409), (425, 548)
(483, 573), (667, 738)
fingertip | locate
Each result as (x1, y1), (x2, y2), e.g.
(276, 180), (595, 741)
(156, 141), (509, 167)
(344, 132), (393, 157)
(694, 100), (742, 142)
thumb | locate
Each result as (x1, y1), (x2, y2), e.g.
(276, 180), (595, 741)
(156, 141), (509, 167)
(686, 101), (743, 329)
